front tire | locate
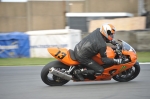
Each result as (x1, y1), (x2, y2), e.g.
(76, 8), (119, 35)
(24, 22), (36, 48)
(113, 62), (140, 82)
(41, 60), (70, 86)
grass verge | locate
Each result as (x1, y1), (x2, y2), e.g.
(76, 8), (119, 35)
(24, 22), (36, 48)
(0, 58), (56, 66)
(0, 52), (149, 66)
(137, 51), (150, 62)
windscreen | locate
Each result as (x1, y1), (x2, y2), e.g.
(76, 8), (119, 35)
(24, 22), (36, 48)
(121, 40), (136, 53)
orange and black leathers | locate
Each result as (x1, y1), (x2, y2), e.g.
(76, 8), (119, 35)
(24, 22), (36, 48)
(74, 28), (115, 74)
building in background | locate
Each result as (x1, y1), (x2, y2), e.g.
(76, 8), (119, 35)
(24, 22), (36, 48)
(0, 0), (150, 32)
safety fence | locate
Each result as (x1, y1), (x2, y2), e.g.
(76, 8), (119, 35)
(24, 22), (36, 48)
(0, 29), (81, 58)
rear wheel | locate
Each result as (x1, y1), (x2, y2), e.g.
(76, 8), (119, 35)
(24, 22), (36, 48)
(113, 62), (140, 82)
(41, 60), (70, 86)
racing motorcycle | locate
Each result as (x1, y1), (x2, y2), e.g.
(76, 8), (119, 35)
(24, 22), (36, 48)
(41, 40), (140, 86)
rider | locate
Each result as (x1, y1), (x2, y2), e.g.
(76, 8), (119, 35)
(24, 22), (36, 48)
(73, 23), (123, 81)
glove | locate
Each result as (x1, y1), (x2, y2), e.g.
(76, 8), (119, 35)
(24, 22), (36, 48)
(113, 59), (123, 65)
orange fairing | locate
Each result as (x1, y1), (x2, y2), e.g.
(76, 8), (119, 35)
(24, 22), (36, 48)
(47, 47), (137, 81)
(122, 50), (137, 64)
(48, 47), (115, 66)
(47, 47), (79, 66)
(106, 46), (116, 58)
(92, 46), (115, 65)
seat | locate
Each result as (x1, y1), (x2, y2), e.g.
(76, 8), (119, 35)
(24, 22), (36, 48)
(69, 49), (77, 61)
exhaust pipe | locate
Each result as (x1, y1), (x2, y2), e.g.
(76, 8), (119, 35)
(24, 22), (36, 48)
(49, 67), (72, 80)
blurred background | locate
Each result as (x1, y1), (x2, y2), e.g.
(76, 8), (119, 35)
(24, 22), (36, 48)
(0, 0), (150, 60)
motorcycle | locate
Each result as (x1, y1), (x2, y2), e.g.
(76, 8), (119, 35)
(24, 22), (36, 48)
(41, 40), (140, 86)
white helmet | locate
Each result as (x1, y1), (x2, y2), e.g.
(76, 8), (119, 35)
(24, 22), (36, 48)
(100, 23), (116, 41)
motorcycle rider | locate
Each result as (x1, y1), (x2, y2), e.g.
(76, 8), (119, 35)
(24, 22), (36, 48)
(73, 23), (124, 81)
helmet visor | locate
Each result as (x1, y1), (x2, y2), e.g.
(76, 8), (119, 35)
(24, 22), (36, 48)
(109, 33), (114, 39)
(107, 34), (114, 41)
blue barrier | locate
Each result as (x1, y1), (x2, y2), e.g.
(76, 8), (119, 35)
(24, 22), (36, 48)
(0, 32), (30, 58)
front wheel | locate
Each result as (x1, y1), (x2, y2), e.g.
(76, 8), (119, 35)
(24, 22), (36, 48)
(113, 62), (140, 82)
(41, 60), (70, 86)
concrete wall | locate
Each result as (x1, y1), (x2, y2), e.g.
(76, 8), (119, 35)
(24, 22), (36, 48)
(112, 30), (150, 51)
(0, 3), (27, 32)
(0, 1), (66, 32)
(68, 0), (139, 15)
(86, 0), (138, 14)
(28, 1), (66, 31)
(145, 0), (150, 11)
(0, 0), (150, 32)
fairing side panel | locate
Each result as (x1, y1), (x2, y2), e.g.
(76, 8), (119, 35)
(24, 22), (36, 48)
(92, 46), (116, 65)
(47, 47), (79, 66)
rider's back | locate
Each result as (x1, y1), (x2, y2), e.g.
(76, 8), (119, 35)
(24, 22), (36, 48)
(74, 28), (106, 58)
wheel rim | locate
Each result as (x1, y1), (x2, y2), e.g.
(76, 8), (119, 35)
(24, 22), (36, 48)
(116, 67), (135, 79)
(113, 62), (140, 82)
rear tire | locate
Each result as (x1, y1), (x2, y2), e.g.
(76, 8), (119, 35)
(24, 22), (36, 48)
(41, 60), (70, 86)
(113, 62), (140, 82)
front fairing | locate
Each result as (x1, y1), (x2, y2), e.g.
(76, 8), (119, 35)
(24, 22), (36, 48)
(121, 40), (136, 53)
(102, 40), (137, 77)
(119, 40), (137, 63)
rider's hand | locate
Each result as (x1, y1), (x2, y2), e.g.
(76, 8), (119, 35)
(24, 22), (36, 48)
(113, 59), (123, 65)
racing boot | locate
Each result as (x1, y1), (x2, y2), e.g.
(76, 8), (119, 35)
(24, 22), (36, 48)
(73, 69), (84, 81)
(82, 70), (96, 80)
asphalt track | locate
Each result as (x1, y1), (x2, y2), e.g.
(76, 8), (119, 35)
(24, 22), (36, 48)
(0, 64), (150, 99)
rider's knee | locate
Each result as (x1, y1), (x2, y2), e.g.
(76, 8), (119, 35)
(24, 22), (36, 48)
(95, 68), (104, 74)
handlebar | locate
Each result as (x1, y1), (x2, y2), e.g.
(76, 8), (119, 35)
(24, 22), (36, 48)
(110, 40), (122, 56)
(110, 40), (121, 50)
(111, 40), (131, 63)
(110, 40), (117, 45)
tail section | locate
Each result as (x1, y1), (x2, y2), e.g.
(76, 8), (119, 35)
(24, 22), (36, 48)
(47, 47), (79, 66)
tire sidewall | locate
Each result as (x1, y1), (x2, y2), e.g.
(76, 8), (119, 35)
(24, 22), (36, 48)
(41, 60), (70, 86)
(113, 62), (140, 82)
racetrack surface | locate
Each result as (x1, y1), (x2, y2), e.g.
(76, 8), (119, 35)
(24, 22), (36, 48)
(0, 64), (150, 99)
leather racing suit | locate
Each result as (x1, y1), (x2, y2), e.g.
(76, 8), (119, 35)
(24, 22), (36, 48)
(74, 28), (115, 75)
